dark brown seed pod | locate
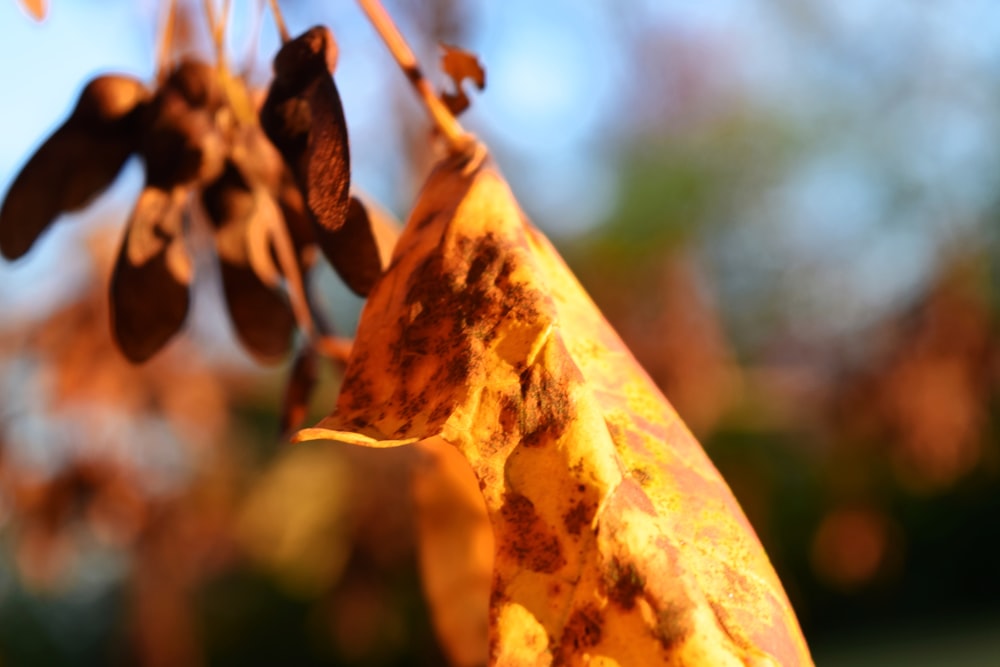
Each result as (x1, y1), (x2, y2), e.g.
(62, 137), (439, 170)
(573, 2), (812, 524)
(110, 186), (191, 363)
(0, 74), (147, 260)
(201, 161), (295, 363)
(260, 26), (362, 287)
(229, 124), (317, 273)
(320, 196), (397, 296)
(140, 60), (226, 189)
(279, 345), (319, 437)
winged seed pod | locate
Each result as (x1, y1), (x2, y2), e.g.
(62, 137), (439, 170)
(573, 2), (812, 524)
(0, 74), (147, 260)
(260, 26), (386, 297)
(297, 146), (814, 666)
(110, 186), (192, 363)
(139, 60), (226, 189)
(201, 159), (296, 362)
(110, 60), (227, 363)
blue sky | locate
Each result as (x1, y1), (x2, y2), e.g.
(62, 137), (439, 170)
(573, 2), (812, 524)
(2, 0), (1000, 341)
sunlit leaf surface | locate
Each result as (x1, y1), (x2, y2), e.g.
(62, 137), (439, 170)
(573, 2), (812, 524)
(298, 146), (813, 666)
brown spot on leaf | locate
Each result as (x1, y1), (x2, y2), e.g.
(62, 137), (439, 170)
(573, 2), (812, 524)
(652, 598), (695, 653)
(499, 493), (566, 574)
(606, 558), (645, 610)
(428, 400), (452, 425)
(558, 604), (603, 657)
(562, 500), (595, 536)
(518, 362), (571, 448)
(631, 467), (652, 487)
(498, 392), (520, 432)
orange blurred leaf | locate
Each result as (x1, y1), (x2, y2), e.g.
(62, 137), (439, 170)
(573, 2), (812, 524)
(297, 146), (812, 666)
(413, 437), (492, 667)
(16, 0), (46, 20)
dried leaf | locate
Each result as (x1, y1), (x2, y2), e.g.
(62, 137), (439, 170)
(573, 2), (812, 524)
(413, 437), (492, 667)
(280, 345), (319, 437)
(16, 0), (46, 20)
(0, 75), (146, 260)
(440, 43), (486, 116)
(202, 161), (295, 362)
(110, 187), (191, 363)
(260, 27), (352, 273)
(297, 147), (813, 666)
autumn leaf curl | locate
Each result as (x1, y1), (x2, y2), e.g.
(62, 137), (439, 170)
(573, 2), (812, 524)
(297, 144), (813, 666)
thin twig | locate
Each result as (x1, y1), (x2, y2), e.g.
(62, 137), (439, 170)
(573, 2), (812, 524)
(266, 213), (315, 341)
(356, 0), (473, 154)
(202, 0), (229, 69)
(240, 0), (267, 75)
(267, 0), (291, 43)
(155, 0), (177, 84)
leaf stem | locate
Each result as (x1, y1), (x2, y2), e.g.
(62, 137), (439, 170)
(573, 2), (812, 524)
(267, 0), (291, 43)
(155, 0), (177, 84)
(202, 0), (230, 69)
(355, 0), (473, 154)
(264, 202), (353, 363)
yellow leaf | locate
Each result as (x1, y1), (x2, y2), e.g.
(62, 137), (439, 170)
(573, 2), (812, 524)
(413, 437), (492, 667)
(297, 145), (813, 666)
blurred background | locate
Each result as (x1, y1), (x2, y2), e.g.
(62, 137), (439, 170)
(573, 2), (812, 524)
(1, 0), (998, 665)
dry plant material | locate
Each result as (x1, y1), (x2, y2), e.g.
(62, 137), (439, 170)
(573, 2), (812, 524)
(260, 27), (372, 292)
(202, 159), (295, 362)
(110, 60), (227, 363)
(110, 187), (192, 363)
(298, 147), (814, 666)
(413, 437), (492, 667)
(439, 44), (486, 116)
(140, 60), (226, 189)
(321, 196), (393, 296)
(0, 75), (147, 259)
(280, 345), (319, 436)
(15, 0), (46, 20)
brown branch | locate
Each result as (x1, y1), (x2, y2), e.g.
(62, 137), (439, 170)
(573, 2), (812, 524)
(356, 0), (473, 154)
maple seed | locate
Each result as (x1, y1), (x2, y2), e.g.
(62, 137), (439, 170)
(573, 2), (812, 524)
(140, 60), (226, 189)
(110, 187), (192, 363)
(260, 26), (374, 293)
(0, 75), (147, 260)
(320, 196), (391, 297)
(201, 160), (296, 362)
